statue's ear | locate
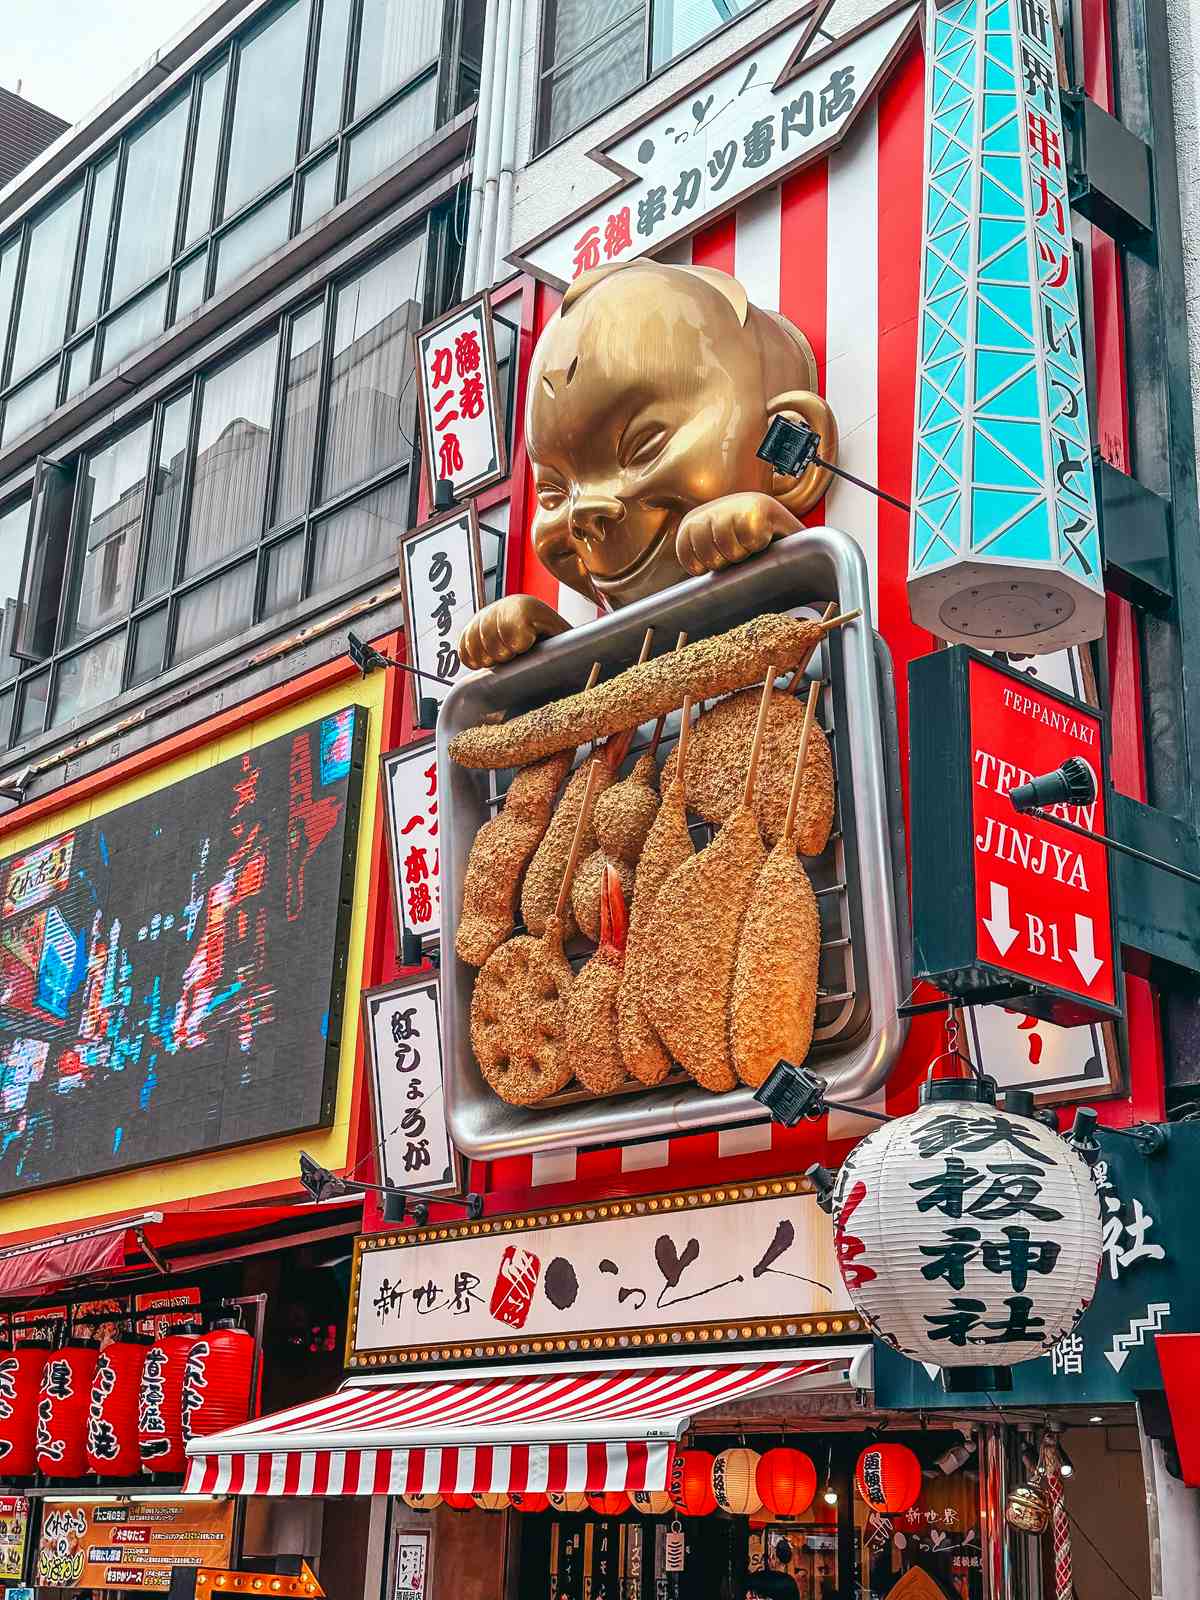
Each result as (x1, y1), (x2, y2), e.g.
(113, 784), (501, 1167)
(678, 266), (749, 325)
(561, 262), (630, 313)
(765, 389), (839, 516)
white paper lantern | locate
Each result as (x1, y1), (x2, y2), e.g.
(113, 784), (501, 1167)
(829, 1083), (1102, 1367)
(402, 1493), (442, 1511)
(629, 1489), (673, 1516)
(713, 1448), (763, 1516)
(472, 1491), (510, 1511)
(548, 1491), (589, 1513)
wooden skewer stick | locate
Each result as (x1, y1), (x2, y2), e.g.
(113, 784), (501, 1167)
(553, 760), (604, 925)
(649, 632), (689, 756)
(675, 692), (695, 780)
(787, 603), (837, 694)
(742, 668), (777, 812)
(816, 608), (862, 635)
(783, 682), (822, 845)
(585, 661), (602, 692)
(637, 627), (655, 665)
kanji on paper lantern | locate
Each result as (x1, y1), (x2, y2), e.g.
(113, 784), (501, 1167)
(855, 1444), (923, 1515)
(0, 1347), (46, 1475)
(182, 1326), (255, 1440)
(585, 1491), (630, 1517)
(37, 1344), (98, 1476)
(713, 1448), (763, 1516)
(756, 1448), (817, 1518)
(139, 1331), (203, 1472)
(668, 1450), (717, 1517)
(402, 1494), (442, 1511)
(548, 1491), (588, 1513)
(630, 1490), (673, 1516)
(509, 1492), (549, 1513)
(87, 1340), (145, 1477)
(829, 1082), (1103, 1368)
(443, 1493), (476, 1510)
(472, 1492), (510, 1511)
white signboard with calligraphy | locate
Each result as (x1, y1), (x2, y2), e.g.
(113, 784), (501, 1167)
(348, 1178), (855, 1367)
(393, 1530), (429, 1600)
(363, 976), (457, 1195)
(381, 740), (441, 949)
(511, 1), (918, 288)
(414, 295), (506, 500)
(399, 507), (485, 724)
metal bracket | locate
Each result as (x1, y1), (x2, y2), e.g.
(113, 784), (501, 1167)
(898, 985), (1036, 1018)
(1096, 455), (1174, 614)
(1063, 91), (1154, 244)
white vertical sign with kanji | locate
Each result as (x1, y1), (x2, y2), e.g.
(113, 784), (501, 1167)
(363, 976), (456, 1193)
(381, 741), (440, 948)
(393, 1529), (430, 1600)
(414, 295), (506, 500)
(399, 507), (485, 722)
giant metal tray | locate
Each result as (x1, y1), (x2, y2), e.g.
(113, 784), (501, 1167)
(437, 527), (909, 1161)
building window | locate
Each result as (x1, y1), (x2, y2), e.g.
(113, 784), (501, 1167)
(536, 0), (762, 151)
(0, 220), (436, 749)
(0, 0), (459, 453)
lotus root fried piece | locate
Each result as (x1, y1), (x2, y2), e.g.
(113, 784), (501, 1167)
(470, 923), (575, 1104)
(638, 807), (766, 1092)
(618, 777), (695, 1085)
(449, 614), (826, 769)
(455, 750), (573, 967)
(521, 760), (615, 938)
(571, 849), (634, 943)
(661, 688), (834, 853)
(730, 842), (821, 1086)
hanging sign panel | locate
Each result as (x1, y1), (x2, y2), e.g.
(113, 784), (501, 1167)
(511, 1), (919, 287)
(35, 1499), (235, 1590)
(909, 647), (1119, 1026)
(381, 741), (441, 950)
(907, 0), (1102, 653)
(362, 975), (457, 1195)
(414, 296), (506, 501)
(399, 507), (485, 723)
(347, 1176), (855, 1368)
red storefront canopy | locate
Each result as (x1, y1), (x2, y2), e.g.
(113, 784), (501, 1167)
(183, 1349), (857, 1497)
(1157, 1333), (1200, 1485)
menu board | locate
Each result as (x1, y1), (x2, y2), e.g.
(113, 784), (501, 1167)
(0, 1496), (29, 1581)
(36, 1499), (235, 1590)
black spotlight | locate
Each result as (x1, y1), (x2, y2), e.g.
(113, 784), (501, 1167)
(433, 478), (456, 512)
(1009, 756), (1097, 814)
(347, 631), (392, 677)
(757, 416), (822, 478)
(753, 1060), (827, 1126)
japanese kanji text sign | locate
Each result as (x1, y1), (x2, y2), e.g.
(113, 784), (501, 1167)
(35, 1499), (234, 1591)
(511, 2), (918, 287)
(348, 1177), (854, 1367)
(381, 740), (441, 948)
(414, 296), (506, 500)
(910, 647), (1120, 1026)
(398, 507), (485, 724)
(362, 975), (457, 1195)
(907, 0), (1103, 654)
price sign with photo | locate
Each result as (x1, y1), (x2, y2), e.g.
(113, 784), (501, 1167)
(363, 975), (457, 1195)
(414, 295), (506, 500)
(398, 508), (485, 724)
(381, 740), (441, 950)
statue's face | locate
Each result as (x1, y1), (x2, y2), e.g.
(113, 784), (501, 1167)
(527, 270), (774, 606)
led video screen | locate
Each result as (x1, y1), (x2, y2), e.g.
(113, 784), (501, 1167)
(0, 705), (366, 1194)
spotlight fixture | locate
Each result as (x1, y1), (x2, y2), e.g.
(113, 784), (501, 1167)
(0, 763), (34, 806)
(754, 1060), (891, 1128)
(433, 478), (456, 513)
(935, 1438), (976, 1475)
(298, 1152), (483, 1223)
(821, 1446), (838, 1505)
(757, 417), (912, 514)
(1009, 756), (1097, 813)
(346, 632), (453, 689)
(805, 1164), (837, 1215)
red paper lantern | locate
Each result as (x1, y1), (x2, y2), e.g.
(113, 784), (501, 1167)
(756, 1448), (818, 1518)
(139, 1330), (202, 1472)
(668, 1450), (717, 1517)
(87, 1340), (146, 1477)
(585, 1491), (630, 1517)
(509, 1492), (549, 1513)
(855, 1443), (923, 1514)
(0, 1347), (46, 1475)
(37, 1344), (98, 1476)
(443, 1493), (475, 1510)
(181, 1326), (255, 1440)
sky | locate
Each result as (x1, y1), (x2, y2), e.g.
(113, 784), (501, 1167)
(5, 0), (205, 124)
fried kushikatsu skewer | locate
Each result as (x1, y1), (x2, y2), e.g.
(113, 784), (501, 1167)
(565, 865), (630, 1095)
(639, 672), (776, 1093)
(617, 693), (696, 1086)
(470, 762), (603, 1105)
(448, 612), (859, 770)
(730, 683), (824, 1086)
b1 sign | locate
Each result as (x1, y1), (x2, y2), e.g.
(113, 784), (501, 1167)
(910, 647), (1120, 1026)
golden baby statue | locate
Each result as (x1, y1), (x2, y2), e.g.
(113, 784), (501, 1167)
(458, 259), (838, 670)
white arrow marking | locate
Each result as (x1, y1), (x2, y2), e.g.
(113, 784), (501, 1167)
(1069, 913), (1104, 985)
(982, 882), (1018, 956)
(1103, 1303), (1171, 1371)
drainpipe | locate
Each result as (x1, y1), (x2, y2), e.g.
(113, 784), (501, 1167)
(461, 0), (500, 295)
(475, 0), (513, 291)
(492, 0), (527, 283)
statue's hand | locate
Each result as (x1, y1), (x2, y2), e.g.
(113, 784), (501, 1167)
(458, 595), (571, 670)
(676, 492), (802, 577)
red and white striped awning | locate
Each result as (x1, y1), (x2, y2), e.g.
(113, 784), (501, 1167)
(184, 1347), (857, 1497)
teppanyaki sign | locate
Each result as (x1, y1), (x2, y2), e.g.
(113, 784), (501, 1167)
(347, 1177), (856, 1367)
(510, 0), (919, 288)
(910, 647), (1120, 1026)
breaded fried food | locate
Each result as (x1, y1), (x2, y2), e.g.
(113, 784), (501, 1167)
(470, 918), (575, 1104)
(566, 866), (629, 1095)
(448, 613), (845, 770)
(571, 848), (634, 944)
(455, 750), (573, 967)
(572, 753), (660, 940)
(521, 759), (615, 938)
(729, 845), (821, 1085)
(661, 688), (834, 854)
(638, 807), (766, 1092)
